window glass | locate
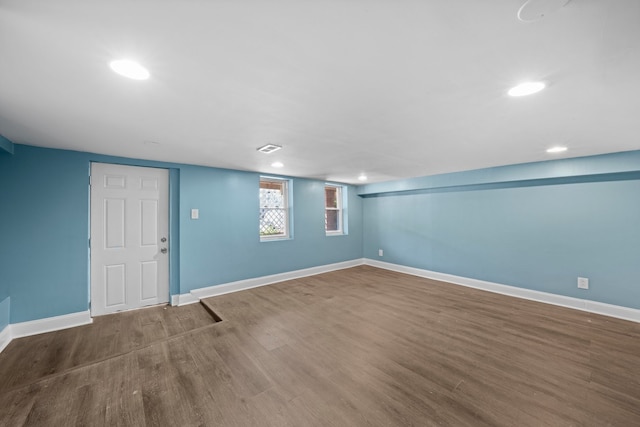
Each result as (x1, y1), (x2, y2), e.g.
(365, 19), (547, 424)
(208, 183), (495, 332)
(325, 185), (343, 234)
(260, 178), (289, 239)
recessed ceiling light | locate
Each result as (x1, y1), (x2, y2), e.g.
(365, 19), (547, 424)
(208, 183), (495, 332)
(358, 174), (368, 181)
(271, 162), (284, 168)
(109, 59), (150, 80)
(508, 81), (546, 97)
(257, 144), (282, 154)
(546, 146), (568, 153)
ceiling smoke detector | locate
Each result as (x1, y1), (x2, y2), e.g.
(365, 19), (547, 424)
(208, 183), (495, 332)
(257, 144), (282, 154)
(517, 0), (571, 22)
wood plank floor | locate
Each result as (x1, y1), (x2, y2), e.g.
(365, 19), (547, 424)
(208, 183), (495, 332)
(1, 265), (640, 426)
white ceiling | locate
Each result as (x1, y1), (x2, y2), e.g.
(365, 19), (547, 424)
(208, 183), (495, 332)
(1, 0), (639, 184)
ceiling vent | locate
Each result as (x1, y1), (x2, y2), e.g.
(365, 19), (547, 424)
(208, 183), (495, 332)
(257, 144), (282, 154)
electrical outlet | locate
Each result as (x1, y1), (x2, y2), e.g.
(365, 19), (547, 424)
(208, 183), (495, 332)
(378, 249), (384, 257)
(191, 209), (199, 220)
(577, 277), (589, 290)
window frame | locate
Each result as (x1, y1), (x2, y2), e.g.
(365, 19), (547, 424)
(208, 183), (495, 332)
(325, 184), (345, 236)
(259, 176), (292, 241)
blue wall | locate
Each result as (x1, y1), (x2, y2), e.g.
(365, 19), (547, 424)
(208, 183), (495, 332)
(0, 147), (90, 322)
(363, 153), (640, 310)
(0, 144), (363, 323)
(179, 167), (362, 291)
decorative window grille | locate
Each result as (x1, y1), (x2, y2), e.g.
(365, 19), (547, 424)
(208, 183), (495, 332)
(325, 185), (343, 234)
(260, 178), (289, 239)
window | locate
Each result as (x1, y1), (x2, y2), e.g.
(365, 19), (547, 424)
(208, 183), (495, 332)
(259, 177), (290, 240)
(325, 185), (344, 235)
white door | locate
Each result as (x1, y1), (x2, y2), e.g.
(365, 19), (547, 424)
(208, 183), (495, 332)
(90, 163), (169, 316)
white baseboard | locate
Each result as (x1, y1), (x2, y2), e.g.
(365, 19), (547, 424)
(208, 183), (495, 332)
(171, 293), (199, 306)
(173, 258), (365, 306)
(11, 310), (93, 339)
(0, 310), (93, 354)
(0, 325), (12, 353)
(365, 259), (640, 324)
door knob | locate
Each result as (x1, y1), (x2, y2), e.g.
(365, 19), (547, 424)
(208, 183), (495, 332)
(161, 237), (167, 243)
(161, 248), (168, 254)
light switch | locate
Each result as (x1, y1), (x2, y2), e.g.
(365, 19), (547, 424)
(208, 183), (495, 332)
(191, 209), (199, 220)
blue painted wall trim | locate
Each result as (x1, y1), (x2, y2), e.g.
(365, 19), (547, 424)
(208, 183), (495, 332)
(0, 144), (363, 323)
(361, 170), (640, 198)
(0, 134), (15, 155)
(359, 150), (640, 196)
